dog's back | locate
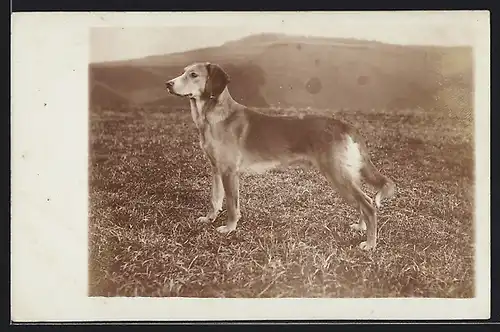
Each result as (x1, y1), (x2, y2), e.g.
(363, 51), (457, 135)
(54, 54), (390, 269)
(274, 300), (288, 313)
(243, 109), (351, 155)
(238, 108), (395, 205)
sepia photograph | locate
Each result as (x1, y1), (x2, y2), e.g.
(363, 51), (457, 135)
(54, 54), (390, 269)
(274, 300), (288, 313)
(11, 11), (490, 321)
(89, 17), (475, 298)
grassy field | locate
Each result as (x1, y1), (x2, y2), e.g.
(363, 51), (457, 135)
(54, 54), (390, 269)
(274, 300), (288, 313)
(88, 105), (474, 298)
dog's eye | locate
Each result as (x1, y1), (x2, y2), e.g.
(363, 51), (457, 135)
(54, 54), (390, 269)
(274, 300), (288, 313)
(190, 72), (198, 78)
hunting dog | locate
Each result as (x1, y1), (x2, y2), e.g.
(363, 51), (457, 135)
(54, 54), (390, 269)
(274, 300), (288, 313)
(165, 62), (395, 250)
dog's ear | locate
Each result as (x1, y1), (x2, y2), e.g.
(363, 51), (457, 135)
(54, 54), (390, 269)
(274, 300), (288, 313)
(204, 63), (230, 99)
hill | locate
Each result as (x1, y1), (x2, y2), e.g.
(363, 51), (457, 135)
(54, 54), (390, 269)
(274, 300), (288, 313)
(89, 33), (473, 111)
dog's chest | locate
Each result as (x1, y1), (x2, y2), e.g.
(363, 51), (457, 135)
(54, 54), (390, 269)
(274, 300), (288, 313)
(198, 124), (232, 159)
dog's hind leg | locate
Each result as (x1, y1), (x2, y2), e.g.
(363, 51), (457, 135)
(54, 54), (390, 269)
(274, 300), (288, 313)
(351, 203), (368, 232)
(317, 136), (378, 250)
(322, 168), (377, 249)
(347, 183), (377, 250)
(320, 169), (377, 249)
(361, 157), (395, 208)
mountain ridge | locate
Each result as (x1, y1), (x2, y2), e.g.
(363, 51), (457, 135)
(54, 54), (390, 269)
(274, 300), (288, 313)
(90, 33), (473, 111)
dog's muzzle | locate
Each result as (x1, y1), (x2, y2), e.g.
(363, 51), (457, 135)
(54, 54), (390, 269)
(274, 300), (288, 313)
(165, 81), (175, 92)
(165, 81), (191, 97)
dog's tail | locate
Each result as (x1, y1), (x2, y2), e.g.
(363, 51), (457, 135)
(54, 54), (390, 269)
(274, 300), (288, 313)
(361, 157), (395, 208)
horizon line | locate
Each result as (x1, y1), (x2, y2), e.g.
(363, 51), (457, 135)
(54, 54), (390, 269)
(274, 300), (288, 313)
(89, 31), (472, 65)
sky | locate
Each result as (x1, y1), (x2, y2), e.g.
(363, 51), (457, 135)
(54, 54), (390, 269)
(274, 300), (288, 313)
(90, 13), (478, 63)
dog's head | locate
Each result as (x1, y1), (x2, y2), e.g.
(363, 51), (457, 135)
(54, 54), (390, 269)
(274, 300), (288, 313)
(165, 62), (230, 100)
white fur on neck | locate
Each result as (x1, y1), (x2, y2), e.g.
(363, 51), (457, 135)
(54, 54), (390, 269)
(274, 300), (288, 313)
(189, 88), (235, 128)
(188, 98), (204, 129)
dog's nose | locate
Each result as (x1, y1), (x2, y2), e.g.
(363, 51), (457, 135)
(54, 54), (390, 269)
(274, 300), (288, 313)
(165, 81), (173, 88)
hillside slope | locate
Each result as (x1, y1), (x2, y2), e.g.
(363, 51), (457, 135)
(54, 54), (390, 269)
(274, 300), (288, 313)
(89, 33), (473, 111)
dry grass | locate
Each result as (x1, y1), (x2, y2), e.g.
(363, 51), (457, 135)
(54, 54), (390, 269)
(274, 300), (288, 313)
(88, 105), (474, 298)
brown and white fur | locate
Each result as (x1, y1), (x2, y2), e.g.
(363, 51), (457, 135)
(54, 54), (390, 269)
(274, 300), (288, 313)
(165, 62), (395, 250)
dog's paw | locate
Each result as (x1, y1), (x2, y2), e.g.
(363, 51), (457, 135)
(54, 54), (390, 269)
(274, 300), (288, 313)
(350, 223), (367, 232)
(359, 241), (376, 251)
(197, 216), (211, 223)
(216, 225), (236, 234)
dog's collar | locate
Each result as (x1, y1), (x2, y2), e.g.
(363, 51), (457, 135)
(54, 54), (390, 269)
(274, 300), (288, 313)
(192, 95), (219, 103)
(200, 95), (217, 101)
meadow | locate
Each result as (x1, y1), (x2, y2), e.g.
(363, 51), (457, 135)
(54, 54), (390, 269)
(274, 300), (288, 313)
(88, 105), (474, 297)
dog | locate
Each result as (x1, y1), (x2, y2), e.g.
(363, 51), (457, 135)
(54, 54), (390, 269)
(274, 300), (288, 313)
(165, 62), (395, 250)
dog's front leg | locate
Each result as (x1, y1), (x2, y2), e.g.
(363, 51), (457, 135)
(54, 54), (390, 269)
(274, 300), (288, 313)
(197, 166), (224, 223)
(216, 169), (240, 233)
